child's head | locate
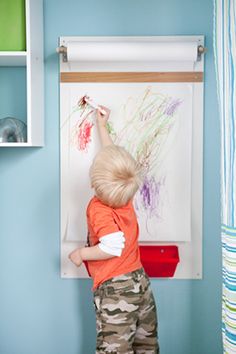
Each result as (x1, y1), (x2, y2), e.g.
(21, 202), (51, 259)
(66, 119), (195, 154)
(90, 145), (142, 208)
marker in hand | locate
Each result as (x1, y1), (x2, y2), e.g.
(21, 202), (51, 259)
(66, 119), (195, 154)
(83, 95), (107, 115)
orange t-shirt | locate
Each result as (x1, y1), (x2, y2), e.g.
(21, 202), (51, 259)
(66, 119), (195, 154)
(86, 196), (142, 290)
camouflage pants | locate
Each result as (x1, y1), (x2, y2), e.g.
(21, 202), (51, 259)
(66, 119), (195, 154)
(93, 268), (159, 354)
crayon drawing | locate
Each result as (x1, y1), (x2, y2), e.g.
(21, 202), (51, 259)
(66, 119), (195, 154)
(60, 83), (192, 242)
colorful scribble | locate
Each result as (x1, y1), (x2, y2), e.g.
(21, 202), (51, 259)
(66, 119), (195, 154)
(62, 88), (183, 227)
(114, 88), (183, 174)
(112, 87), (183, 226)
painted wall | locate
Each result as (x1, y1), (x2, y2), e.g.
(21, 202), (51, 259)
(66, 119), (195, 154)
(0, 1), (222, 353)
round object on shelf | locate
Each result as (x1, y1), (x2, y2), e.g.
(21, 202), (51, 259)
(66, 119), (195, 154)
(0, 117), (27, 143)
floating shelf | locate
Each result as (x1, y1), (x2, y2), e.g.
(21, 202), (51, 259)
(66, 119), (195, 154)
(0, 0), (44, 147)
(0, 51), (27, 66)
(0, 142), (30, 147)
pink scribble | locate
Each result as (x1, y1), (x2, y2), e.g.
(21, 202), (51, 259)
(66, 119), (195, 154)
(70, 96), (95, 151)
(77, 119), (94, 151)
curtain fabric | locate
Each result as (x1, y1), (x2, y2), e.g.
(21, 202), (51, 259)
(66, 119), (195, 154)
(214, 0), (236, 352)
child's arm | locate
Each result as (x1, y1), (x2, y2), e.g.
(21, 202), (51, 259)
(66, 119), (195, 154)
(69, 231), (125, 267)
(96, 106), (114, 147)
(69, 245), (115, 268)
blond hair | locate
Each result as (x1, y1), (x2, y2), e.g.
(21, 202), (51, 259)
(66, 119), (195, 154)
(90, 145), (142, 208)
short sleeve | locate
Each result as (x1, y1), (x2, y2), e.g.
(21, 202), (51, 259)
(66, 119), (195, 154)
(90, 203), (120, 239)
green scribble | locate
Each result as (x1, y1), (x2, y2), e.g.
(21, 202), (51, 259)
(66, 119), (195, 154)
(106, 121), (117, 138)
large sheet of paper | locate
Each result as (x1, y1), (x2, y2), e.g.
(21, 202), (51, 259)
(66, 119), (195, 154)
(60, 83), (192, 242)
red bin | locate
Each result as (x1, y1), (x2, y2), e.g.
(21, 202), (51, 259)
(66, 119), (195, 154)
(139, 245), (180, 278)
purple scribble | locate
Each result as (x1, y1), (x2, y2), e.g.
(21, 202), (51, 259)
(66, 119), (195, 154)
(135, 175), (166, 219)
(164, 98), (182, 116)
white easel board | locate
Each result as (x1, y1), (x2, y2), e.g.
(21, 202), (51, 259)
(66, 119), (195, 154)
(59, 36), (204, 279)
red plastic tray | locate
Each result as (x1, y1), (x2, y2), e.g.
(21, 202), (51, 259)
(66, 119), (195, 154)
(139, 245), (180, 277)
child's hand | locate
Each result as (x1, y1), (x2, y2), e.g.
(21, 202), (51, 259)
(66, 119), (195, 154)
(96, 105), (110, 128)
(96, 105), (113, 146)
(68, 248), (83, 267)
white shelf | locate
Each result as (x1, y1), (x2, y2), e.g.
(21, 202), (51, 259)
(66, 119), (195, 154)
(0, 142), (42, 147)
(0, 0), (44, 147)
(0, 51), (27, 66)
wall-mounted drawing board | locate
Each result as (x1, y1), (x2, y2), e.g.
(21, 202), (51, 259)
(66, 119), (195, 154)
(59, 36), (204, 280)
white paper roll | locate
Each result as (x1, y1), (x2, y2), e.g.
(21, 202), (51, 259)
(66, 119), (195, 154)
(67, 41), (198, 63)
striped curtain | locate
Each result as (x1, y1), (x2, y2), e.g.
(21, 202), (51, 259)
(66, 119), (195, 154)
(214, 0), (236, 352)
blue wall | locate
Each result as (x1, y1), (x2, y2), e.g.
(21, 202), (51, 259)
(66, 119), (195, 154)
(0, 1), (222, 353)
(0, 67), (27, 124)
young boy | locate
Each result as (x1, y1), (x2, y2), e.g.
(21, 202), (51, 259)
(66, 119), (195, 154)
(69, 106), (159, 354)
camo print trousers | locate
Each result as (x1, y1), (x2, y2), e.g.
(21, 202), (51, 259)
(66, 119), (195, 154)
(93, 268), (159, 354)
